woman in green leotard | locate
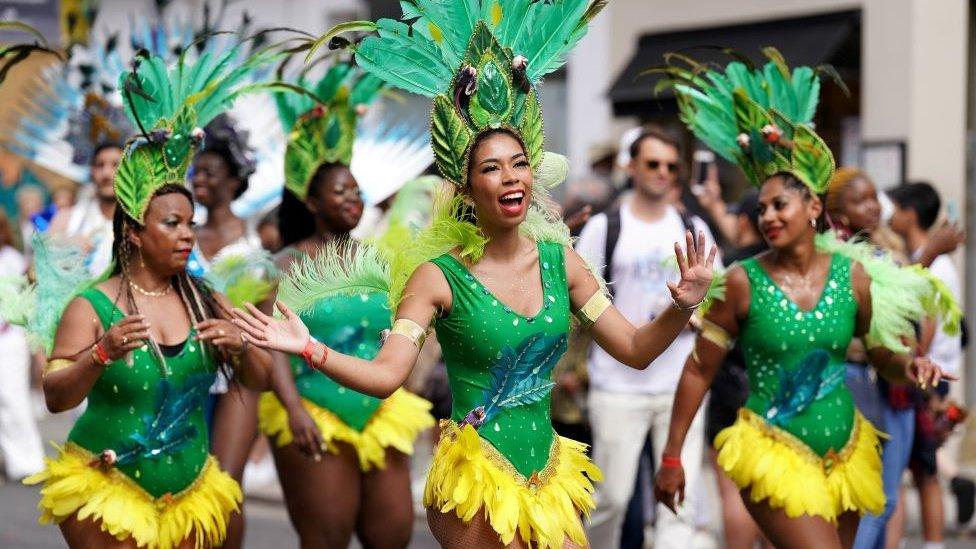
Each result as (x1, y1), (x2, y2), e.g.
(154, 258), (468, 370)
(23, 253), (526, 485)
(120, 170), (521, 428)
(259, 162), (434, 548)
(30, 183), (273, 548)
(231, 5), (721, 546)
(651, 52), (957, 549)
(24, 47), (274, 549)
(254, 62), (434, 548)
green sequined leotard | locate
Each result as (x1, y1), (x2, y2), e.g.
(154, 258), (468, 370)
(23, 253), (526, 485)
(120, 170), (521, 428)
(68, 288), (216, 497)
(430, 240), (569, 477)
(738, 253), (857, 456)
(289, 292), (389, 429)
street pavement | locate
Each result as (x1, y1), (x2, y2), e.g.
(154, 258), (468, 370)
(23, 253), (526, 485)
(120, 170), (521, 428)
(2, 407), (973, 547)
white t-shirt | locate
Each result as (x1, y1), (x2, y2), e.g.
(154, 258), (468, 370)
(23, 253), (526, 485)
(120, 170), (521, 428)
(65, 197), (114, 277)
(925, 255), (962, 376)
(575, 198), (722, 394)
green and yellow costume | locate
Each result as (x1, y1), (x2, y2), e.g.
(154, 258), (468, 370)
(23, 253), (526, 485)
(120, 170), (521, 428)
(260, 265), (434, 470)
(660, 49), (960, 521)
(426, 241), (600, 548)
(23, 41), (280, 548)
(259, 65), (434, 468)
(301, 2), (608, 546)
(28, 289), (240, 548)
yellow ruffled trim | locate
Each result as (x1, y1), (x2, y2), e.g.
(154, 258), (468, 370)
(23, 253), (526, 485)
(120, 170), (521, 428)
(258, 388), (434, 471)
(715, 408), (885, 522)
(424, 420), (603, 549)
(23, 443), (241, 548)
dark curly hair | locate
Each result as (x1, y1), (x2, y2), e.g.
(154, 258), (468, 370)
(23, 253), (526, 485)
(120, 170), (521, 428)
(200, 114), (256, 198)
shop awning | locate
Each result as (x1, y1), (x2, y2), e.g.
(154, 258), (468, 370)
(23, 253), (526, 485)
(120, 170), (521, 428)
(609, 10), (860, 118)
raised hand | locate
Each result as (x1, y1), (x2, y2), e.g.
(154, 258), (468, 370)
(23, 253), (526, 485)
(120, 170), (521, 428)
(231, 301), (310, 356)
(667, 231), (717, 310)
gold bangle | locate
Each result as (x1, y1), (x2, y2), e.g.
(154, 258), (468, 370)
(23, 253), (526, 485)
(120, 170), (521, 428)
(388, 318), (428, 349)
(699, 318), (735, 350)
(44, 358), (74, 377)
(576, 291), (611, 325)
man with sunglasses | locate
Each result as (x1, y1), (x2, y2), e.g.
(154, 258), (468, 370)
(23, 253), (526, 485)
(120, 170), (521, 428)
(579, 128), (721, 549)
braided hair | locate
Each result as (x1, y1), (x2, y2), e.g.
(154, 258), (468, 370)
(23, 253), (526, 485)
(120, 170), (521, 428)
(108, 183), (231, 378)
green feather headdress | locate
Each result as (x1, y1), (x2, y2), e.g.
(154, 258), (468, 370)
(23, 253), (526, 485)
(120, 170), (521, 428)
(275, 63), (384, 201)
(115, 43), (279, 224)
(315, 0), (607, 187)
(652, 48), (843, 195)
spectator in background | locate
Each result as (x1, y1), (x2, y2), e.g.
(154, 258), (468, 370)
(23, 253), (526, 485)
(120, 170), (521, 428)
(48, 142), (123, 276)
(257, 206), (283, 254)
(580, 128), (722, 549)
(887, 181), (969, 549)
(704, 189), (770, 549)
(15, 184), (46, 251)
(0, 209), (45, 481)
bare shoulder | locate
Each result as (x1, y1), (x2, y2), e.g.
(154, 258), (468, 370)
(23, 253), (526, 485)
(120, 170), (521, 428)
(561, 243), (592, 278)
(401, 261), (451, 312)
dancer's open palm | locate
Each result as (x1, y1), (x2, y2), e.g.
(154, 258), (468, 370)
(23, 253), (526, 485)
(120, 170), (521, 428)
(232, 301), (310, 355)
(667, 230), (717, 309)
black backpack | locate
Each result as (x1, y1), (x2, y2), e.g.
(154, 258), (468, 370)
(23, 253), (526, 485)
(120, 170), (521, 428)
(601, 204), (696, 296)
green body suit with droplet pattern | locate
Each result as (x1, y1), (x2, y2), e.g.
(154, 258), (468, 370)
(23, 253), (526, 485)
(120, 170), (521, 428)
(430, 241), (570, 478)
(738, 253), (858, 456)
(67, 288), (216, 498)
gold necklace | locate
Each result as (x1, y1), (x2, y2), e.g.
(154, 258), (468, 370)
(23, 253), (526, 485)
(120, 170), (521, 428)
(129, 280), (172, 298)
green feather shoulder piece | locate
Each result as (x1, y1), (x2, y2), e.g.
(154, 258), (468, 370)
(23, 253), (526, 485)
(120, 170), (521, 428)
(277, 242), (391, 315)
(814, 232), (961, 354)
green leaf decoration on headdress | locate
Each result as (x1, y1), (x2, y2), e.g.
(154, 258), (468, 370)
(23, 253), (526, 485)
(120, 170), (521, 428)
(275, 63), (384, 201)
(115, 44), (278, 224)
(655, 48), (841, 195)
(432, 96), (473, 185)
(317, 0), (607, 187)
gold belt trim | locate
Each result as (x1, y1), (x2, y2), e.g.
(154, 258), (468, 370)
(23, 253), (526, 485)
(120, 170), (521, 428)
(737, 408), (860, 472)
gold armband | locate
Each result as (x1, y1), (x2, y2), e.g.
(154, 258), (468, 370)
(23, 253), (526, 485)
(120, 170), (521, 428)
(699, 318), (735, 350)
(576, 291), (611, 326)
(388, 318), (428, 349)
(44, 359), (74, 377)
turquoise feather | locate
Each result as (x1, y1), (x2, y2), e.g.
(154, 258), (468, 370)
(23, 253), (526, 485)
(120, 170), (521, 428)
(356, 18), (455, 97)
(764, 350), (844, 427)
(475, 332), (567, 425)
(116, 373), (214, 465)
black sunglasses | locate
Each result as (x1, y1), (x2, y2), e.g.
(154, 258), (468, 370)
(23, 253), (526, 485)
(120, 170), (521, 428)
(646, 160), (679, 173)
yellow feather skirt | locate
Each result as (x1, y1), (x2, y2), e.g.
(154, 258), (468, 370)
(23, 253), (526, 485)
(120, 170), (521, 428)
(23, 443), (241, 548)
(715, 408), (885, 522)
(258, 388), (434, 471)
(424, 420), (603, 549)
